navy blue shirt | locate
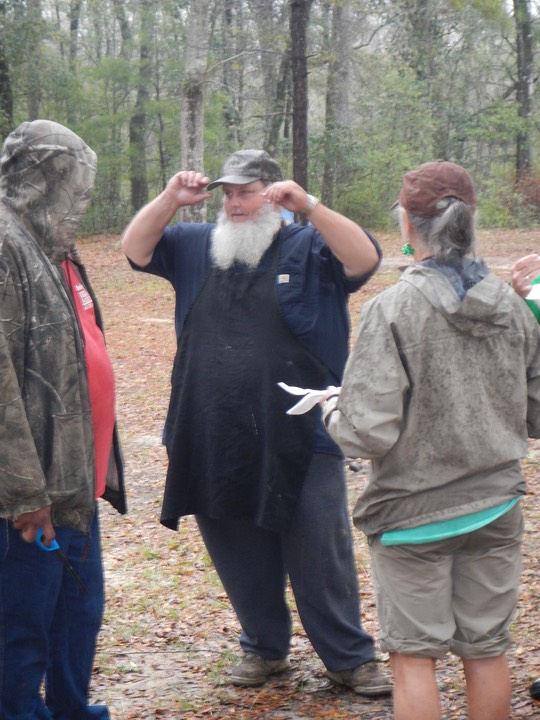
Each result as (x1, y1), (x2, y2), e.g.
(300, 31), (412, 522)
(133, 220), (382, 454)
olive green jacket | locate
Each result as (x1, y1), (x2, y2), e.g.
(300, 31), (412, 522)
(325, 261), (540, 537)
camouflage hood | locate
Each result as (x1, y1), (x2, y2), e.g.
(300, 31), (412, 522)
(0, 119), (97, 262)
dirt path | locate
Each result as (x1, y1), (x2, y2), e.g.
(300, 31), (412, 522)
(80, 230), (540, 719)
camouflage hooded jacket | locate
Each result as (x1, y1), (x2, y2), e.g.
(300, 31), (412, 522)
(0, 120), (126, 532)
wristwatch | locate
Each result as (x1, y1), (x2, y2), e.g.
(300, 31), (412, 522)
(305, 194), (320, 215)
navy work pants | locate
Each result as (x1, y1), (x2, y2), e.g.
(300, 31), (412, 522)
(196, 453), (375, 671)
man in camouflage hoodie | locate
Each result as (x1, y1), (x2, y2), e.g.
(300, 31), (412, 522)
(0, 120), (126, 719)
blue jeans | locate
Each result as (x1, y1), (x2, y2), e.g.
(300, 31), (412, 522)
(0, 507), (109, 720)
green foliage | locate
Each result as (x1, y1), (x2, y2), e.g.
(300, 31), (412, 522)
(467, 101), (524, 146)
(309, 62), (438, 227)
(477, 174), (518, 228)
(0, 0), (535, 231)
(474, 166), (540, 229)
(449, 0), (507, 24)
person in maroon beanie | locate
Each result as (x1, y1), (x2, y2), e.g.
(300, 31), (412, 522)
(323, 161), (540, 720)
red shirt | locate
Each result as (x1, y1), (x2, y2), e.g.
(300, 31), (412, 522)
(63, 259), (115, 498)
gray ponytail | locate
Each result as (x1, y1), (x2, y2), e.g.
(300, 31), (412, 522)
(408, 198), (477, 266)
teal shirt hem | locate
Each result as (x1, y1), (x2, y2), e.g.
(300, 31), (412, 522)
(380, 498), (520, 546)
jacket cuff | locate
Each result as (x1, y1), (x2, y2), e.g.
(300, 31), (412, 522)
(321, 394), (340, 427)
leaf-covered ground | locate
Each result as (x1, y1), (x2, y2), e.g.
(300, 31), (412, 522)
(81, 229), (540, 719)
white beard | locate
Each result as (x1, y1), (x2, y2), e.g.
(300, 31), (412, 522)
(211, 203), (283, 270)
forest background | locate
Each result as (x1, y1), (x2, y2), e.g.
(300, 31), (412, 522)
(3, 0), (540, 717)
(1, 0), (540, 233)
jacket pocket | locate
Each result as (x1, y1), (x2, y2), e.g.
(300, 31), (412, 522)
(45, 412), (91, 494)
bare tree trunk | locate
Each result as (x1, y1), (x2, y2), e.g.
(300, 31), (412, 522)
(114, 0), (131, 53)
(66, 0), (82, 125)
(180, 0), (210, 222)
(69, 0), (81, 71)
(155, 79), (169, 190)
(246, 0), (290, 152)
(96, 0), (132, 225)
(247, 0), (277, 145)
(267, 47), (291, 157)
(321, 0), (353, 208)
(514, 0), (533, 178)
(400, 0), (448, 158)
(0, 1), (13, 139)
(129, 1), (153, 211)
(220, 0), (243, 146)
(26, 0), (42, 119)
(289, 0), (312, 203)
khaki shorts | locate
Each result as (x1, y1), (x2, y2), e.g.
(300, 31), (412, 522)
(369, 502), (523, 659)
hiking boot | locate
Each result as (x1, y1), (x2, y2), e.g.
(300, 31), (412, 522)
(530, 678), (540, 700)
(230, 652), (290, 687)
(326, 660), (393, 697)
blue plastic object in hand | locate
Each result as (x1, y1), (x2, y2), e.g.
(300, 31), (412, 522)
(35, 528), (60, 551)
(34, 528), (88, 592)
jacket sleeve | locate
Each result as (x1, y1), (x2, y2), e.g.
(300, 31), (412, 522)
(522, 301), (540, 438)
(0, 255), (50, 516)
(325, 299), (409, 459)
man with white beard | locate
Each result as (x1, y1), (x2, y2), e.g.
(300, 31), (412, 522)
(121, 149), (391, 697)
(211, 190), (284, 268)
